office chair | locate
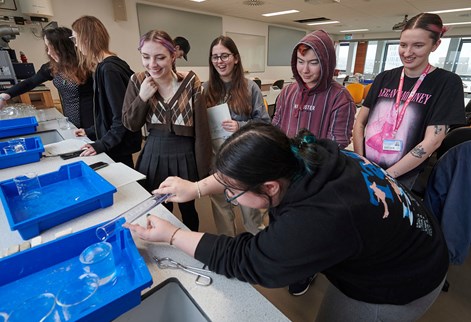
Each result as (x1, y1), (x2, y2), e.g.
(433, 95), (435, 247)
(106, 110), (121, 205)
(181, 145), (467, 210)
(272, 79), (284, 90)
(253, 78), (262, 89)
(345, 83), (364, 106)
(436, 127), (471, 160)
(342, 75), (350, 86)
(424, 140), (471, 266)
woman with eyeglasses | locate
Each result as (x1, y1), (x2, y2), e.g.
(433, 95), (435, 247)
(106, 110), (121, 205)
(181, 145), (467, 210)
(126, 122), (448, 321)
(353, 13), (465, 190)
(122, 30), (211, 232)
(204, 35), (270, 236)
(0, 27), (93, 128)
(71, 16), (141, 167)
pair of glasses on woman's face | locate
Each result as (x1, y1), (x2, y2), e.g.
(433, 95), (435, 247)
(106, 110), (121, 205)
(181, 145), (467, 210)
(211, 53), (233, 63)
(224, 187), (249, 206)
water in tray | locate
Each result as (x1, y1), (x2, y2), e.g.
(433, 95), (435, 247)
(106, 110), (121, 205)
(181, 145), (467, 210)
(10, 177), (100, 223)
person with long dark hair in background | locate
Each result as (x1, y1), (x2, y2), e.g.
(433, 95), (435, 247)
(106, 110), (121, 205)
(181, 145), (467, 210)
(204, 35), (270, 236)
(0, 27), (93, 128)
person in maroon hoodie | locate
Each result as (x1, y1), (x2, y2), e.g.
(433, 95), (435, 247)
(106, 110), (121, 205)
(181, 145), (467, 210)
(272, 30), (356, 149)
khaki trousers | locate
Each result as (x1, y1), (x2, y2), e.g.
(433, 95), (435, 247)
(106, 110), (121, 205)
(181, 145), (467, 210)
(210, 192), (266, 236)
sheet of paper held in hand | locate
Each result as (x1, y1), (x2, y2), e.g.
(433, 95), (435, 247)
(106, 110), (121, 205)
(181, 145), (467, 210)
(207, 103), (232, 139)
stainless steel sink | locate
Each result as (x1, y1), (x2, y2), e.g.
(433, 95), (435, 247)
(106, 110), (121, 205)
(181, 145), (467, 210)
(0, 130), (64, 145)
(115, 278), (210, 322)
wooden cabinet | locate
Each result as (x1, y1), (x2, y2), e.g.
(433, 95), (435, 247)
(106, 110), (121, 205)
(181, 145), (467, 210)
(19, 89), (54, 109)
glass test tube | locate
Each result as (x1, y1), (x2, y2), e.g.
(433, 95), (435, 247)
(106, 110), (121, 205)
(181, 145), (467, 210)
(96, 193), (171, 241)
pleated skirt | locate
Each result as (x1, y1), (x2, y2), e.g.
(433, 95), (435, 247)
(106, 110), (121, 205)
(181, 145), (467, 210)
(136, 129), (198, 192)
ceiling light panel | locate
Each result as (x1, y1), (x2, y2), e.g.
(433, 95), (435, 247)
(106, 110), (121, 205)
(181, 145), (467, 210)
(307, 20), (340, 26)
(263, 10), (299, 17)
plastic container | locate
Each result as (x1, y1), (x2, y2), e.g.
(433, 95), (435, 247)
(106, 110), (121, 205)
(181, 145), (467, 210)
(0, 220), (153, 321)
(0, 161), (117, 240)
(0, 116), (38, 138)
(0, 136), (44, 169)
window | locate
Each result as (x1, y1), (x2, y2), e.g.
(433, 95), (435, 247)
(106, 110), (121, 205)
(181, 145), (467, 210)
(382, 42), (401, 71)
(455, 39), (471, 76)
(429, 38), (451, 68)
(337, 43), (349, 71)
(364, 41), (378, 74)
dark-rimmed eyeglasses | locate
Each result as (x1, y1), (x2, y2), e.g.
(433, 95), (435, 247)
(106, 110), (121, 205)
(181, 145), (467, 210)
(211, 53), (233, 62)
(224, 187), (248, 206)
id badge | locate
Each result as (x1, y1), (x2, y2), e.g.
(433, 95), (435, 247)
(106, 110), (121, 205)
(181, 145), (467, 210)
(383, 139), (403, 152)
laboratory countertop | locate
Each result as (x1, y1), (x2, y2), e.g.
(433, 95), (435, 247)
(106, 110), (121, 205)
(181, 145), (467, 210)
(0, 108), (288, 321)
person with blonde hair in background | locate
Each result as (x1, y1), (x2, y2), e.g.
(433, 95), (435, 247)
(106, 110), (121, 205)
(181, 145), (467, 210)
(71, 16), (141, 167)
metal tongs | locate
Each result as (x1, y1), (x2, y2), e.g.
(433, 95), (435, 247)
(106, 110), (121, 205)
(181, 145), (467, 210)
(153, 256), (213, 286)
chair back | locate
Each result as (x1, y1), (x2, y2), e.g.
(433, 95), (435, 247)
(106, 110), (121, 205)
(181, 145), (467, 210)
(437, 127), (471, 159)
(345, 83), (364, 105)
(424, 140), (471, 264)
(253, 78), (262, 89)
(272, 79), (284, 90)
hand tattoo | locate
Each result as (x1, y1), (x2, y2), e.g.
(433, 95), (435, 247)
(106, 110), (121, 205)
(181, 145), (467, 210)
(411, 144), (426, 158)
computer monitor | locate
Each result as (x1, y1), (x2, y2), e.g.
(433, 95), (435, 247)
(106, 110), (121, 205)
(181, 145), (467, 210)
(13, 63), (35, 81)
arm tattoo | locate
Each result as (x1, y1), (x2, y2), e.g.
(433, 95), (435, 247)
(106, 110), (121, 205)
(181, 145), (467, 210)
(434, 125), (444, 135)
(411, 144), (427, 158)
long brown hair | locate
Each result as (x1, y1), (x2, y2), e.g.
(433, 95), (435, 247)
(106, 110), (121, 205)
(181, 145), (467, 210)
(206, 36), (251, 116)
(42, 27), (89, 84)
(71, 16), (115, 72)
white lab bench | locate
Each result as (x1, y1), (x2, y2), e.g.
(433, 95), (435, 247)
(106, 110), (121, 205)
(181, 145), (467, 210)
(0, 108), (288, 321)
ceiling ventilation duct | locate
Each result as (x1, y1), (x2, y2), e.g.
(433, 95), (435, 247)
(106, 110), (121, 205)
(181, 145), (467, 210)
(243, 0), (265, 6)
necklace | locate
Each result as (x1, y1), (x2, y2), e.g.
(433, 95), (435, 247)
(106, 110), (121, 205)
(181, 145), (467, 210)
(161, 73), (179, 103)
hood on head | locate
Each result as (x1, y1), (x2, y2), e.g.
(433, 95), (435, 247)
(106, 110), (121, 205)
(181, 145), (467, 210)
(291, 30), (336, 93)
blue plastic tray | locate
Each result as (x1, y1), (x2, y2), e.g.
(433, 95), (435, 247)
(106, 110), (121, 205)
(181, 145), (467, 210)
(0, 136), (44, 169)
(0, 220), (153, 321)
(0, 161), (117, 240)
(0, 116), (38, 138)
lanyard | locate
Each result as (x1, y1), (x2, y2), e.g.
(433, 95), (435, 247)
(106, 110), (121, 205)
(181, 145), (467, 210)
(392, 64), (432, 134)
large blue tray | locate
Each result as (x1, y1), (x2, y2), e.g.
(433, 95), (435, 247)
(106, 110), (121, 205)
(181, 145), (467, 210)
(0, 136), (44, 169)
(0, 116), (38, 138)
(0, 220), (153, 321)
(0, 161), (117, 240)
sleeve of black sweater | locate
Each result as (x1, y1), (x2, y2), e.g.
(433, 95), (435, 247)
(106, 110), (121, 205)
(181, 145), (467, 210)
(194, 205), (359, 288)
(5, 63), (52, 98)
(90, 66), (130, 154)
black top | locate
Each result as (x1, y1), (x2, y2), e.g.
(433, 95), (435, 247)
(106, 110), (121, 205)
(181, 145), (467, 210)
(5, 62), (94, 128)
(85, 56), (141, 158)
(195, 139), (448, 305)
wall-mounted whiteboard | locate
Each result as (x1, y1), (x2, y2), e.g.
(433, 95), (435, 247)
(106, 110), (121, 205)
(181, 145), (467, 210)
(136, 3), (222, 67)
(226, 32), (265, 73)
(268, 26), (306, 66)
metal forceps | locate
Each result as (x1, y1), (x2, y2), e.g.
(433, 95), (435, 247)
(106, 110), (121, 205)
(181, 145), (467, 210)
(153, 256), (213, 286)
